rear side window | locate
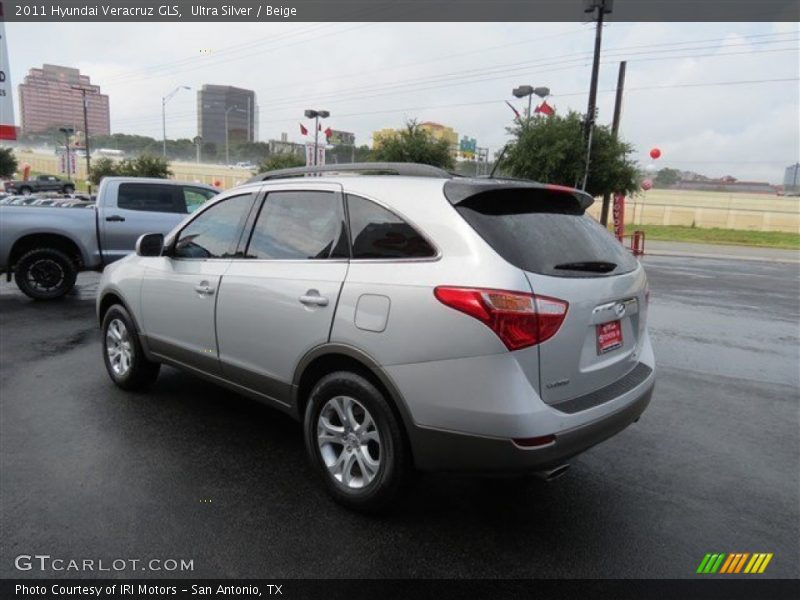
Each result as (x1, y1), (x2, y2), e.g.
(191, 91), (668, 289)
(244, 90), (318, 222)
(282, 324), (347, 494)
(118, 183), (185, 214)
(246, 190), (347, 260)
(174, 194), (255, 259)
(183, 187), (217, 214)
(455, 190), (638, 277)
(346, 194), (435, 259)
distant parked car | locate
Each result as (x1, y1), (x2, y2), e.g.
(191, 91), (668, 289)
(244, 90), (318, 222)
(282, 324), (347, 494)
(5, 174), (75, 195)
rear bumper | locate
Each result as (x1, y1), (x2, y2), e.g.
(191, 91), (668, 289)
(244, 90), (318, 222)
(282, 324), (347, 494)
(386, 332), (656, 472)
(407, 379), (653, 472)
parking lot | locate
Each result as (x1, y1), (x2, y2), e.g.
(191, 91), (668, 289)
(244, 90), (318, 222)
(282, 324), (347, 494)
(0, 252), (798, 578)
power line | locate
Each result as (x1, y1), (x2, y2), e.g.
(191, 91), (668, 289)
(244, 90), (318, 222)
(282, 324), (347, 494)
(112, 43), (797, 128)
(108, 32), (798, 127)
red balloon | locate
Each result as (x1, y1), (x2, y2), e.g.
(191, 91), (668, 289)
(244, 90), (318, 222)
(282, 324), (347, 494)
(641, 179), (653, 191)
(649, 148), (661, 160)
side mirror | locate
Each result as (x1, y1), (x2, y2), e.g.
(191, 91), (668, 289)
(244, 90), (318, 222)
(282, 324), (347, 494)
(135, 233), (164, 257)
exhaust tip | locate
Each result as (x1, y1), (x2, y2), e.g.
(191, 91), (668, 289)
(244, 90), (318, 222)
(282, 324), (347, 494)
(535, 463), (571, 482)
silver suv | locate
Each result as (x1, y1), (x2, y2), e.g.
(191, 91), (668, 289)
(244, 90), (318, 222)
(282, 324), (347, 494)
(97, 163), (655, 511)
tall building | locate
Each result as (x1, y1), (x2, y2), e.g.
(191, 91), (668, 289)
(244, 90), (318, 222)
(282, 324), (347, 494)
(784, 163), (800, 194)
(18, 64), (110, 135)
(197, 85), (257, 148)
(418, 121), (458, 150)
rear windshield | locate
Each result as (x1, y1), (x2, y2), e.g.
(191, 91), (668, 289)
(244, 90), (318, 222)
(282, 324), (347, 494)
(455, 189), (639, 278)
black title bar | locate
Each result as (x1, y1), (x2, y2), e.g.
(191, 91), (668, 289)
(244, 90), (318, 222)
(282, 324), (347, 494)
(1, 0), (798, 22)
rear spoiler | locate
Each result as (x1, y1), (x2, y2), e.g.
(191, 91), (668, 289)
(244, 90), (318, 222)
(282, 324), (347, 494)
(443, 179), (595, 212)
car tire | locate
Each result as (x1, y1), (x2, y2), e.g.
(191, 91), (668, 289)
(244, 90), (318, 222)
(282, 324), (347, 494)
(14, 248), (78, 300)
(19, 186), (32, 196)
(101, 304), (160, 391)
(63, 185), (75, 194)
(304, 371), (408, 512)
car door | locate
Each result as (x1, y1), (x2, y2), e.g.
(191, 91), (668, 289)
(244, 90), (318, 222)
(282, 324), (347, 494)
(99, 181), (217, 263)
(140, 192), (258, 377)
(215, 183), (349, 407)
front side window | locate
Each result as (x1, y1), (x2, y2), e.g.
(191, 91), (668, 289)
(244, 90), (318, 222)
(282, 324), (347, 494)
(246, 190), (347, 260)
(173, 194), (255, 259)
(118, 183), (186, 214)
(346, 194), (435, 259)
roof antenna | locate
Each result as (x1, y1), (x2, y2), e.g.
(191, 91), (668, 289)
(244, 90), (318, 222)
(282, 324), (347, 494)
(489, 144), (510, 178)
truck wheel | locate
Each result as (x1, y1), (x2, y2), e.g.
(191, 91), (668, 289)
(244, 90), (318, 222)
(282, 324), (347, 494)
(19, 186), (32, 196)
(63, 185), (75, 195)
(14, 248), (78, 300)
(102, 304), (160, 391)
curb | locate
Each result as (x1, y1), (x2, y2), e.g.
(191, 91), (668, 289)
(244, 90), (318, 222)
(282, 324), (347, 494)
(643, 250), (800, 265)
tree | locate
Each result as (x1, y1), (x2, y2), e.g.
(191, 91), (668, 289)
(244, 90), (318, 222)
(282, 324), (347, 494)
(499, 111), (639, 198)
(0, 147), (18, 178)
(88, 157), (119, 184)
(371, 120), (454, 169)
(654, 167), (681, 188)
(257, 152), (305, 173)
(123, 154), (172, 178)
(88, 153), (172, 184)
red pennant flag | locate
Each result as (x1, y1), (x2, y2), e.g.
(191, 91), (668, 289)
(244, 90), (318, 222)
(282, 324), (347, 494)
(535, 101), (555, 116)
(505, 100), (521, 122)
(299, 123), (308, 136)
(324, 127), (333, 140)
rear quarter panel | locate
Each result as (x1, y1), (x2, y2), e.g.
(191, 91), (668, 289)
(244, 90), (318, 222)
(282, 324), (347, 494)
(0, 205), (100, 270)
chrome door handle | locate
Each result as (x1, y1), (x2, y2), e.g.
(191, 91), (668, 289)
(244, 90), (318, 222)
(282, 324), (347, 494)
(299, 293), (329, 307)
(194, 282), (215, 296)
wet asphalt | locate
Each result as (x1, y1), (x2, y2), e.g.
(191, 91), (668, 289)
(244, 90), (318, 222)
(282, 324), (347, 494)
(0, 254), (798, 579)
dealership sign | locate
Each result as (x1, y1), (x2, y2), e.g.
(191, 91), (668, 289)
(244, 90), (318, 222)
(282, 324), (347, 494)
(305, 143), (326, 167)
(328, 130), (355, 146)
(0, 4), (17, 140)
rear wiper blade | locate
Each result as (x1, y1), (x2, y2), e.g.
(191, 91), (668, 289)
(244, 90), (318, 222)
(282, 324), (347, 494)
(554, 261), (617, 273)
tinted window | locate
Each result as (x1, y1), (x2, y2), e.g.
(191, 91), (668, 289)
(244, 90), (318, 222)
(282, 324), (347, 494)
(174, 194), (255, 259)
(455, 189), (638, 277)
(247, 191), (346, 260)
(184, 187), (216, 214)
(347, 195), (435, 259)
(118, 183), (185, 214)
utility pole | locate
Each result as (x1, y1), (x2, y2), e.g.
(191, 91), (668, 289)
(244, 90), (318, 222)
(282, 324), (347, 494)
(600, 60), (626, 226)
(71, 85), (93, 191)
(580, 0), (613, 191)
(59, 127), (74, 181)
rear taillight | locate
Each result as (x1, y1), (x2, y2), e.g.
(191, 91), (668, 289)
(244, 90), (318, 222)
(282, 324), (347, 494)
(434, 286), (568, 350)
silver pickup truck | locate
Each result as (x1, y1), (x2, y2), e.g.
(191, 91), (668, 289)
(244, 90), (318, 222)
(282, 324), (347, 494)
(0, 177), (218, 300)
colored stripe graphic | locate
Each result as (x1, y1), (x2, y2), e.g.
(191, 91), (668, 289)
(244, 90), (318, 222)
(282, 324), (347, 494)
(719, 554), (736, 573)
(698, 552), (772, 574)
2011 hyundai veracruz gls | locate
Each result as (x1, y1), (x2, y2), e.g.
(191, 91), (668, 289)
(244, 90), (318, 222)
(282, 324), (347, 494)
(97, 163), (655, 511)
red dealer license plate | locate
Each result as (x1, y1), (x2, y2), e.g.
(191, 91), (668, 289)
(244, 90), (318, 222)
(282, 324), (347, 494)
(597, 320), (623, 354)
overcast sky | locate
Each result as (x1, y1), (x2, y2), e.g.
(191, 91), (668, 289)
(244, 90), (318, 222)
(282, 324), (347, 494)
(5, 20), (799, 182)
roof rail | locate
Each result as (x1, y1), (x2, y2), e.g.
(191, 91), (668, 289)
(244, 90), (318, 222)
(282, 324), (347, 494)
(248, 162), (454, 182)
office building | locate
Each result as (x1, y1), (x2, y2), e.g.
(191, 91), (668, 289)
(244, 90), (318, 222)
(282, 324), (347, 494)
(197, 84), (257, 147)
(18, 64), (110, 135)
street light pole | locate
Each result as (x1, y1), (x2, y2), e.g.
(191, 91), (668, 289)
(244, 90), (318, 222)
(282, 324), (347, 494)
(304, 109), (330, 167)
(581, 0), (613, 191)
(512, 85), (550, 126)
(162, 85), (191, 157)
